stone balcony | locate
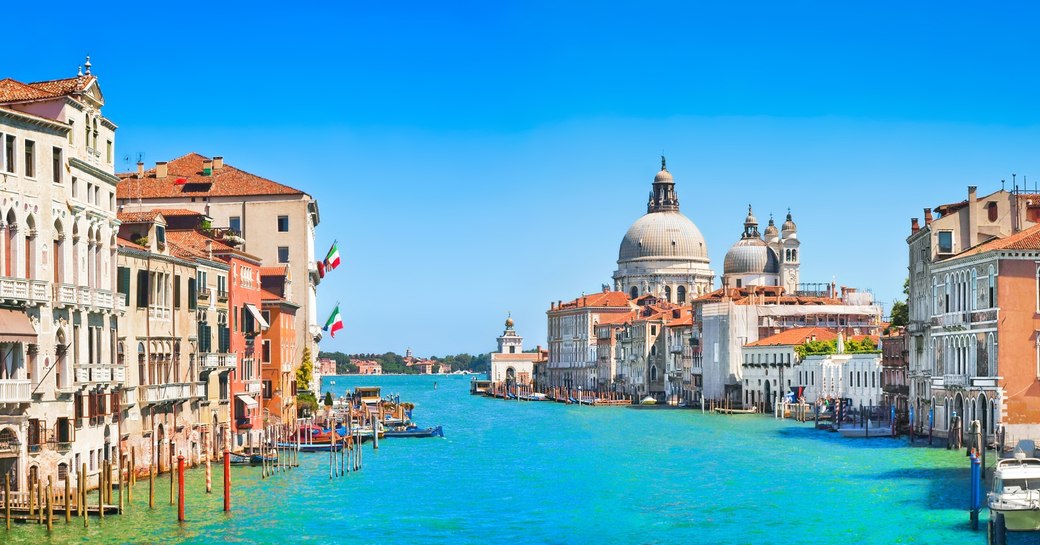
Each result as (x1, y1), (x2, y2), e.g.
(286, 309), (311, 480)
(148, 306), (171, 320)
(93, 289), (114, 310)
(74, 363), (126, 385)
(53, 283), (76, 307)
(931, 373), (969, 390)
(200, 352), (237, 370)
(0, 379), (31, 404)
(115, 294), (127, 312)
(138, 382), (202, 405)
(0, 278), (48, 306)
(244, 379), (262, 395)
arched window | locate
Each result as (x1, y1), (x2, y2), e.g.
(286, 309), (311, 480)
(987, 333), (996, 376)
(989, 265), (996, 307)
(664, 285), (672, 302)
(650, 365), (658, 382)
(629, 286), (638, 300)
(677, 286), (687, 304)
(944, 274), (951, 312)
(971, 269), (978, 311)
(932, 276), (938, 314)
(650, 345), (657, 356)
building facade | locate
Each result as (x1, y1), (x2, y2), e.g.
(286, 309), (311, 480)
(489, 316), (538, 385)
(545, 290), (632, 389)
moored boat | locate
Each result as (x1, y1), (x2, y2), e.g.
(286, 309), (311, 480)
(988, 455), (1040, 535)
(383, 425), (444, 438)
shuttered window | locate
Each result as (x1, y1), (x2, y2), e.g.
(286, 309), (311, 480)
(173, 275), (181, 308)
(136, 270), (149, 307)
(117, 267), (130, 305)
(187, 278), (196, 310)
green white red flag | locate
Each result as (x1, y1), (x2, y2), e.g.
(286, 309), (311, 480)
(324, 242), (341, 270)
(323, 305), (344, 338)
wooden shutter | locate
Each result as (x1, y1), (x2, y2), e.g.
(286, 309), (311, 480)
(188, 278), (197, 310)
(117, 267), (131, 305)
(173, 275), (181, 308)
(136, 270), (149, 307)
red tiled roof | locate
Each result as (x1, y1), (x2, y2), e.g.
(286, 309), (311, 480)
(957, 223), (1040, 257)
(165, 230), (236, 260)
(694, 286), (843, 306)
(260, 265), (288, 277)
(746, 328), (840, 347)
(117, 239), (147, 251)
(0, 75), (95, 103)
(595, 311), (637, 326)
(150, 208), (205, 218)
(554, 291), (631, 311)
(117, 152), (305, 199)
(118, 211), (162, 223)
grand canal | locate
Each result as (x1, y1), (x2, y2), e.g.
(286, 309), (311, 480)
(3, 374), (1001, 544)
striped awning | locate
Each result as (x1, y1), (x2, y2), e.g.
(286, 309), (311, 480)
(0, 309), (37, 343)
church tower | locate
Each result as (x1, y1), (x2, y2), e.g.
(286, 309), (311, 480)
(778, 210), (800, 294)
(497, 315), (523, 354)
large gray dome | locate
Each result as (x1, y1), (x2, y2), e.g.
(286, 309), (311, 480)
(618, 211), (709, 262)
(724, 238), (779, 274)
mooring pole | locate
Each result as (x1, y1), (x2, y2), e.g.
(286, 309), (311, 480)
(223, 449), (230, 513)
(177, 455), (185, 523)
(970, 450), (981, 531)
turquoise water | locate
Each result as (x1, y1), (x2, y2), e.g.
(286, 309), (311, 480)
(1, 374), (1011, 544)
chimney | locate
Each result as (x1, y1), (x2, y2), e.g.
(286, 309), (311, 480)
(213, 156), (224, 169)
(202, 159), (213, 175)
(155, 161), (168, 178)
(136, 161), (144, 178)
(968, 186), (978, 247)
(923, 208), (933, 226)
(206, 240), (213, 260)
(911, 217), (920, 235)
(550, 302), (555, 310)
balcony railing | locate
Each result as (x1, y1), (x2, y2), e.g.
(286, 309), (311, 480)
(54, 283), (76, 307)
(77, 286), (91, 307)
(197, 288), (211, 302)
(148, 306), (170, 320)
(244, 379), (262, 395)
(0, 277), (31, 304)
(94, 289), (113, 310)
(74, 363), (126, 385)
(201, 353), (237, 370)
(115, 294), (127, 312)
(0, 379), (31, 403)
(138, 382), (200, 404)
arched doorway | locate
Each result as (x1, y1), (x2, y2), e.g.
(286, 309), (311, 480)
(978, 393), (989, 437)
(0, 427), (19, 491)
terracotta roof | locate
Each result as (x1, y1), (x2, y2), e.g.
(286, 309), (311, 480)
(165, 230), (236, 260)
(117, 239), (147, 251)
(595, 311), (637, 327)
(957, 223), (1040, 258)
(694, 286), (844, 306)
(260, 265), (288, 277)
(746, 328), (839, 347)
(553, 291), (631, 311)
(117, 152), (305, 199)
(118, 211), (162, 223)
(0, 75), (95, 103)
(150, 208), (205, 218)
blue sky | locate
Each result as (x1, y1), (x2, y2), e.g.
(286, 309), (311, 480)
(7, 2), (1040, 355)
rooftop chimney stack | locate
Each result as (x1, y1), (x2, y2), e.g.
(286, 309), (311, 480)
(923, 208), (933, 226)
(136, 161), (144, 178)
(213, 156), (224, 169)
(968, 185), (979, 247)
(911, 217), (920, 234)
(202, 159), (213, 175)
(155, 161), (168, 178)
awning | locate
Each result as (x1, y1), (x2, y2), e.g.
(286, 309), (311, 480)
(235, 394), (258, 408)
(0, 309), (38, 343)
(245, 303), (269, 329)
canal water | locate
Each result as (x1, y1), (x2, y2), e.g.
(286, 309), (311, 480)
(3, 374), (1006, 544)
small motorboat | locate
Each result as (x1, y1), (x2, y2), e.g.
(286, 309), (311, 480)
(282, 441), (345, 453)
(836, 424), (894, 438)
(383, 425), (444, 438)
(228, 451), (277, 465)
(989, 454), (1040, 540)
(640, 396), (657, 405)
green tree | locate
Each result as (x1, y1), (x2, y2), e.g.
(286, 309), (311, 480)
(297, 347), (313, 391)
(889, 277), (910, 328)
(323, 391), (333, 407)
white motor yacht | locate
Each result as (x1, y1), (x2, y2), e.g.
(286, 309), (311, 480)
(989, 454), (1040, 534)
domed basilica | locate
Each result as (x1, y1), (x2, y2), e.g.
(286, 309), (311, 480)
(613, 158), (715, 303)
(613, 160), (801, 301)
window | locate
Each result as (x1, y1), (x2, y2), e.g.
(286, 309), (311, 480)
(174, 275), (181, 308)
(52, 147), (62, 184)
(988, 202), (998, 222)
(971, 269), (978, 311)
(262, 340), (271, 363)
(87, 183), (93, 204)
(217, 275), (227, 297)
(68, 120), (74, 144)
(71, 176), (77, 199)
(277, 216), (289, 232)
(117, 267), (130, 305)
(990, 265), (996, 307)
(262, 380), (273, 400)
(4, 135), (14, 173)
(630, 287), (638, 299)
(155, 225), (166, 246)
(229, 216), (241, 233)
(24, 140), (34, 177)
(106, 140), (113, 163)
(278, 247), (289, 263)
(937, 231), (954, 254)
(677, 286), (687, 304)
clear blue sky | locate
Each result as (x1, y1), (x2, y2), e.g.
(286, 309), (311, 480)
(8, 2), (1040, 355)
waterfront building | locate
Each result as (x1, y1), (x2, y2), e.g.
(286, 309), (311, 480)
(609, 296), (690, 400)
(592, 312), (635, 391)
(612, 159), (715, 302)
(880, 327), (909, 415)
(115, 211), (206, 471)
(117, 153), (321, 398)
(800, 346), (884, 409)
(490, 316), (538, 385)
(907, 185), (1040, 440)
(403, 348), (438, 374)
(663, 307), (696, 402)
(0, 61), (123, 492)
(545, 289), (632, 389)
(692, 285), (882, 404)
(316, 357), (337, 377)
(260, 266), (299, 424)
(740, 327), (836, 409)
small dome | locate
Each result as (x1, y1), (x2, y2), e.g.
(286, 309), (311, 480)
(619, 211), (708, 262)
(505, 316), (514, 328)
(654, 168), (673, 183)
(782, 210), (797, 233)
(724, 238), (779, 275)
(744, 205), (758, 227)
(763, 216), (779, 240)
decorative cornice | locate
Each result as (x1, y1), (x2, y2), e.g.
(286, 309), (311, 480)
(69, 157), (120, 186)
(0, 107), (68, 133)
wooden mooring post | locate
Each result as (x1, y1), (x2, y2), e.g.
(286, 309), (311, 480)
(5, 474), (10, 530)
(223, 449), (230, 513)
(148, 464), (154, 509)
(177, 455), (185, 523)
(80, 462), (88, 527)
(169, 445), (175, 505)
(46, 476), (53, 532)
(64, 472), (71, 522)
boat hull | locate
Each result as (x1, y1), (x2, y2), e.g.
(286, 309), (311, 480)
(837, 427), (894, 438)
(993, 508), (1040, 532)
(384, 425), (444, 438)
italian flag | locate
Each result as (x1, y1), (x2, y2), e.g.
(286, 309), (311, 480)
(324, 242), (341, 270)
(323, 305), (344, 338)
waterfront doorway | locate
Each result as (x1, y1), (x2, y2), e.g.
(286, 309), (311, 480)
(763, 381), (771, 411)
(0, 427), (19, 491)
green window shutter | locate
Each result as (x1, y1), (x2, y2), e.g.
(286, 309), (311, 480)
(188, 278), (197, 310)
(136, 270), (149, 307)
(117, 267), (131, 305)
(173, 275), (181, 309)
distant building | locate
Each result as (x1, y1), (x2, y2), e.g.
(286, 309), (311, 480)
(354, 360), (382, 375)
(880, 328), (909, 414)
(316, 358), (337, 376)
(403, 348), (437, 374)
(490, 316), (538, 385)
(546, 290), (633, 389)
